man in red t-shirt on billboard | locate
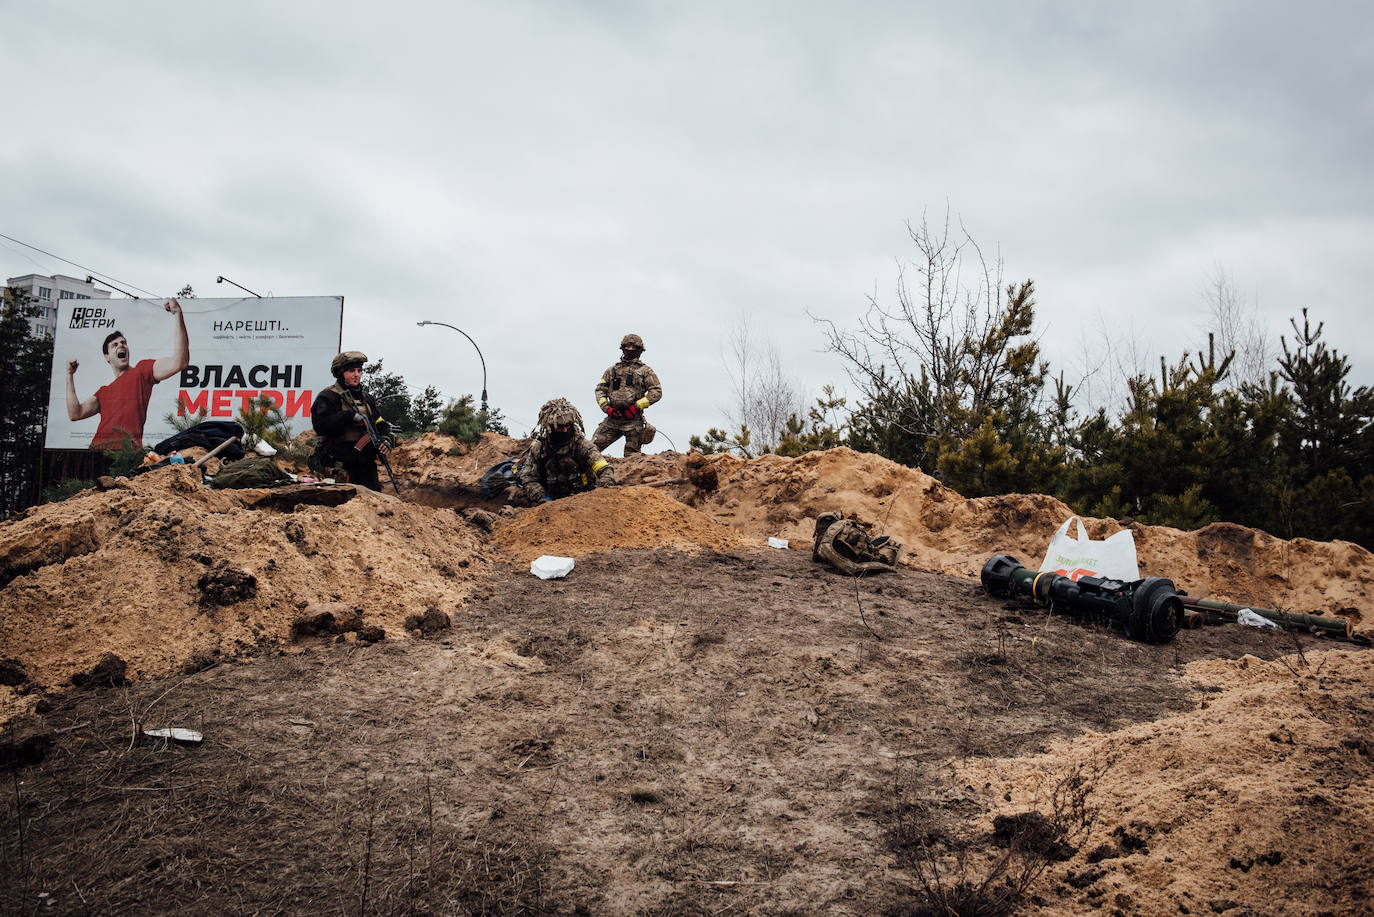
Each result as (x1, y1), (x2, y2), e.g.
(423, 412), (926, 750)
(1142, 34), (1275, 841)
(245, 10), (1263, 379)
(65, 298), (190, 450)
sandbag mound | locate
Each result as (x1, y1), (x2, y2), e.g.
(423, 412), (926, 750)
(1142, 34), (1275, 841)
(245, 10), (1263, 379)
(0, 464), (491, 713)
(491, 486), (746, 562)
(959, 647), (1374, 915)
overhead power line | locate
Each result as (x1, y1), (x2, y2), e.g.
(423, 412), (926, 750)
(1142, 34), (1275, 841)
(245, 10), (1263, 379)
(0, 231), (161, 298)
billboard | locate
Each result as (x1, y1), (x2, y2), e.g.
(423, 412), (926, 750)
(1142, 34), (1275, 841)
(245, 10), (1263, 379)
(46, 295), (344, 450)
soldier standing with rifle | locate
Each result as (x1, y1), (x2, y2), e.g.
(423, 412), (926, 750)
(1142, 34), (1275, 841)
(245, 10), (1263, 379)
(311, 351), (398, 492)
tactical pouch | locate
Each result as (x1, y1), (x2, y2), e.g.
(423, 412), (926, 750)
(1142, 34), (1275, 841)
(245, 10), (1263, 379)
(545, 472), (591, 499)
(812, 512), (902, 575)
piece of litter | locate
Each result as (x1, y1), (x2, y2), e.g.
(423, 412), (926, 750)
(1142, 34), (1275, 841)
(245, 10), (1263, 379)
(531, 555), (575, 579)
(1237, 608), (1281, 629)
(142, 727), (203, 745)
(768, 537), (789, 549)
(736, 691), (747, 696)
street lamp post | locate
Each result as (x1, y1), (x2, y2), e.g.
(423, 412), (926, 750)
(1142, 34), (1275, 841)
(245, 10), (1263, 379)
(84, 275), (137, 298)
(416, 320), (488, 415)
(216, 275), (262, 298)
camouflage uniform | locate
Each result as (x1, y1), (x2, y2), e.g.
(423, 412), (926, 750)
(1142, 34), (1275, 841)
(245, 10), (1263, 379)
(310, 351), (394, 491)
(517, 397), (616, 502)
(593, 333), (662, 455)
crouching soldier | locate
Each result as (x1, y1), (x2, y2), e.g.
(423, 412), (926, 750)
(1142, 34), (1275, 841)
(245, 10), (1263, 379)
(812, 511), (902, 575)
(517, 397), (616, 503)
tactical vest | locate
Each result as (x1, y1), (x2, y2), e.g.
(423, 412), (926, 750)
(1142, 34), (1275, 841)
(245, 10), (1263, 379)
(327, 382), (379, 445)
(812, 512), (902, 574)
(533, 438), (594, 498)
(605, 362), (648, 406)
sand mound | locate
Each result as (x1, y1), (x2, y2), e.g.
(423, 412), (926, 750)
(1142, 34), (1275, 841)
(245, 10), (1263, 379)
(0, 465), (490, 717)
(387, 432), (529, 507)
(611, 447), (1371, 624)
(491, 485), (747, 562)
(960, 647), (1374, 915)
(3, 438), (1368, 724)
(380, 437), (1372, 622)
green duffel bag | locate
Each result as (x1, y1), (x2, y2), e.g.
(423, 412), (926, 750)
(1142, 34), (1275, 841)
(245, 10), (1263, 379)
(209, 454), (292, 489)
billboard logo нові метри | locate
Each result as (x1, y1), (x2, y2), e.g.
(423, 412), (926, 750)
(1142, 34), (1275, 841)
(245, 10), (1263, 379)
(69, 307), (115, 329)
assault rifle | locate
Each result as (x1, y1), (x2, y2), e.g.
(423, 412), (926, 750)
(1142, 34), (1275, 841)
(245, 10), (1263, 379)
(343, 390), (402, 494)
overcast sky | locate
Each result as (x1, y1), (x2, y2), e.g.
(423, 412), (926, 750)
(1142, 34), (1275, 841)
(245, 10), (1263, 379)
(5, 1), (1371, 454)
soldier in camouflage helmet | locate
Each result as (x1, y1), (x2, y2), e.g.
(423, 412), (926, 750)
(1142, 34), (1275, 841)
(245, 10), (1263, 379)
(516, 397), (617, 503)
(310, 351), (395, 491)
(593, 333), (663, 455)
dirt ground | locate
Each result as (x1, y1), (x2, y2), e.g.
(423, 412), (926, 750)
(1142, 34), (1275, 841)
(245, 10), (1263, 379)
(2, 435), (1372, 915)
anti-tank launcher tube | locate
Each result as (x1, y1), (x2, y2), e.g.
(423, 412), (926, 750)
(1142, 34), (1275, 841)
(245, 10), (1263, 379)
(981, 554), (1185, 644)
(1180, 596), (1353, 640)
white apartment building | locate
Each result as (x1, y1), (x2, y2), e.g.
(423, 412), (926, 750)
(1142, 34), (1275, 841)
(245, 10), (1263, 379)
(4, 273), (113, 339)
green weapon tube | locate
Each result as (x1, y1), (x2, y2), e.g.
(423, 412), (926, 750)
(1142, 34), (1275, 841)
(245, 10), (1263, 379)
(1180, 597), (1352, 640)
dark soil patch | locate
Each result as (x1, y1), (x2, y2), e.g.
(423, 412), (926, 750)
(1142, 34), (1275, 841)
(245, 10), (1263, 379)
(0, 548), (1337, 915)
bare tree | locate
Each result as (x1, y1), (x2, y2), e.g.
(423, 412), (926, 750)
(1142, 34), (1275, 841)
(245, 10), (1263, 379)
(751, 345), (804, 453)
(1202, 268), (1270, 389)
(723, 314), (756, 435)
(717, 315), (805, 455)
(1060, 315), (1137, 420)
(812, 208), (1046, 470)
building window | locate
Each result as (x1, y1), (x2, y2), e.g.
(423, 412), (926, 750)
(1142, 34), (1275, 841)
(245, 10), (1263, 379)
(59, 290), (74, 299)
(38, 286), (51, 300)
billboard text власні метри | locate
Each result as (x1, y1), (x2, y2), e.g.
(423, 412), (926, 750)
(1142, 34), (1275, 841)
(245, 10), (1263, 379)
(47, 296), (343, 450)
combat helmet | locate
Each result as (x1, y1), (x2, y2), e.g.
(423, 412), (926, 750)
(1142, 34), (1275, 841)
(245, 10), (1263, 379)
(537, 397), (585, 434)
(620, 333), (645, 353)
(331, 350), (368, 376)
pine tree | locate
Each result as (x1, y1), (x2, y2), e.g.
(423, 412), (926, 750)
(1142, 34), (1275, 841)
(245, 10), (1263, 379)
(1276, 309), (1371, 478)
(0, 288), (56, 518)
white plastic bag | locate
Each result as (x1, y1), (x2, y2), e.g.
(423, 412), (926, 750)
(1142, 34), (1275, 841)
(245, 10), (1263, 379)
(530, 555), (575, 580)
(1038, 516), (1139, 582)
(767, 537), (789, 549)
(1236, 608), (1280, 629)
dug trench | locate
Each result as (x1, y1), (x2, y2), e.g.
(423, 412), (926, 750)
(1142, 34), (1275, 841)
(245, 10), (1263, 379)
(5, 545), (1364, 916)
